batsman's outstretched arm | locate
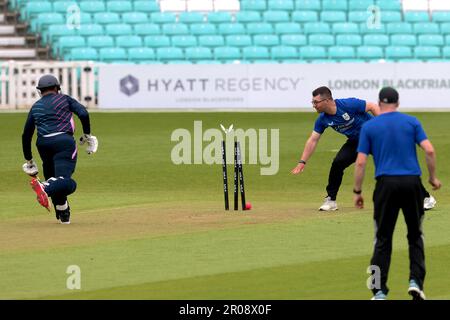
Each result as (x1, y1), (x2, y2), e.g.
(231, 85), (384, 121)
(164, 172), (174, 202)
(420, 139), (442, 190)
(290, 131), (321, 175)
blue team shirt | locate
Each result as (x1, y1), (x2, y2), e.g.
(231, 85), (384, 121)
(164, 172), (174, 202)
(314, 98), (373, 141)
(357, 112), (427, 178)
(25, 93), (89, 137)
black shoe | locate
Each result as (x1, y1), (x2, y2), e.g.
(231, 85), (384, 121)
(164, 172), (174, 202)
(59, 207), (71, 224)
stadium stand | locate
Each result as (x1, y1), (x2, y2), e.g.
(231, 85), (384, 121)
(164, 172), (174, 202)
(2, 0), (450, 63)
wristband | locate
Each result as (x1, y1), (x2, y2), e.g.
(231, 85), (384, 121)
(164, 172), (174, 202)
(298, 160), (306, 165)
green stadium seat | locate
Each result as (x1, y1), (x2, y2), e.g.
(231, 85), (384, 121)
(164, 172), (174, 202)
(150, 12), (177, 24)
(375, 0), (402, 11)
(226, 35), (252, 47)
(79, 1), (105, 13)
(246, 22), (274, 35)
(418, 34), (444, 46)
(235, 11), (261, 23)
(242, 46), (270, 60)
(207, 12), (233, 23)
(414, 46), (441, 59)
(359, 22), (386, 34)
(321, 11), (346, 23)
(404, 12), (430, 23)
(281, 34), (307, 46)
(387, 23), (412, 34)
(70, 47), (98, 61)
(78, 24), (104, 37)
(385, 46), (413, 59)
(144, 35), (170, 47)
(336, 34), (362, 46)
(271, 46), (298, 60)
(214, 46), (241, 60)
(33, 13), (65, 33)
(156, 47), (184, 61)
(122, 12), (149, 24)
(443, 46), (450, 58)
(241, 0), (267, 11)
(291, 11), (319, 22)
(185, 47), (213, 61)
(254, 34), (279, 46)
(171, 35), (198, 47)
(348, 11), (370, 23)
(87, 35), (115, 48)
(295, 0), (321, 11)
(93, 12), (121, 25)
(105, 24), (133, 36)
(332, 23), (359, 34)
(117, 35), (143, 48)
(198, 35), (225, 47)
(299, 46), (327, 59)
(329, 46), (355, 59)
(381, 11), (402, 23)
(23, 2), (52, 19)
(269, 0), (295, 10)
(107, 1), (133, 13)
(100, 47), (128, 61)
(322, 0), (347, 11)
(391, 34), (417, 46)
(432, 11), (450, 23)
(56, 35), (85, 57)
(179, 12), (205, 24)
(349, 0), (374, 10)
(218, 23), (246, 35)
(363, 34), (389, 46)
(78, 12), (93, 24)
(274, 22), (302, 34)
(190, 23), (217, 35)
(134, 23), (160, 36)
(46, 24), (77, 44)
(162, 23), (189, 35)
(446, 35), (450, 45)
(304, 22), (330, 34)
(53, 1), (77, 14)
(134, 1), (161, 13)
(413, 23), (440, 34)
(440, 23), (450, 35)
(357, 46), (383, 59)
(263, 11), (290, 23)
(309, 34), (334, 46)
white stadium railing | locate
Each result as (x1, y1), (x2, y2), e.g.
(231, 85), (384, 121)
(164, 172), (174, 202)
(0, 61), (96, 109)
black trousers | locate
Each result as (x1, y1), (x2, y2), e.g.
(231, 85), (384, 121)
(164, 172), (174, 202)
(371, 176), (426, 295)
(36, 134), (77, 206)
(326, 139), (431, 201)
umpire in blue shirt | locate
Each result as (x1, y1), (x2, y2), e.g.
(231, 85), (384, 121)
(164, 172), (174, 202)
(353, 87), (441, 300)
(22, 74), (98, 224)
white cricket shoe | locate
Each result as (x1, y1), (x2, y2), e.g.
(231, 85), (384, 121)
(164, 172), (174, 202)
(319, 197), (338, 211)
(424, 195), (436, 211)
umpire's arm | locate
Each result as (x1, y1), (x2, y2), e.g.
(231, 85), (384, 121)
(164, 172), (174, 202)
(353, 152), (367, 209)
(420, 139), (442, 190)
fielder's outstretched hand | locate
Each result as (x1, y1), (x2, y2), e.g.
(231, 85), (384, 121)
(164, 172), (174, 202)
(22, 159), (38, 176)
(80, 134), (98, 154)
(354, 194), (364, 209)
(429, 177), (442, 190)
(290, 163), (305, 175)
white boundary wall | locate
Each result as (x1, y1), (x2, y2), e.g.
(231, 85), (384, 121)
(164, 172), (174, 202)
(98, 63), (450, 109)
(0, 61), (96, 109)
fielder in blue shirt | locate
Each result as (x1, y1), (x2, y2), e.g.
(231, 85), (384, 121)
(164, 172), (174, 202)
(353, 87), (441, 300)
(22, 74), (98, 224)
(290, 86), (380, 211)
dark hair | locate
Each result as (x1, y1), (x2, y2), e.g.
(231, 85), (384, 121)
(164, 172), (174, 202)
(312, 86), (333, 99)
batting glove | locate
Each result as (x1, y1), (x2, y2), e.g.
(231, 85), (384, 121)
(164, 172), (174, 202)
(79, 134), (98, 154)
(22, 159), (38, 176)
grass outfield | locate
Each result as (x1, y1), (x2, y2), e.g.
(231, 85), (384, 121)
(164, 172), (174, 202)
(0, 112), (448, 300)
